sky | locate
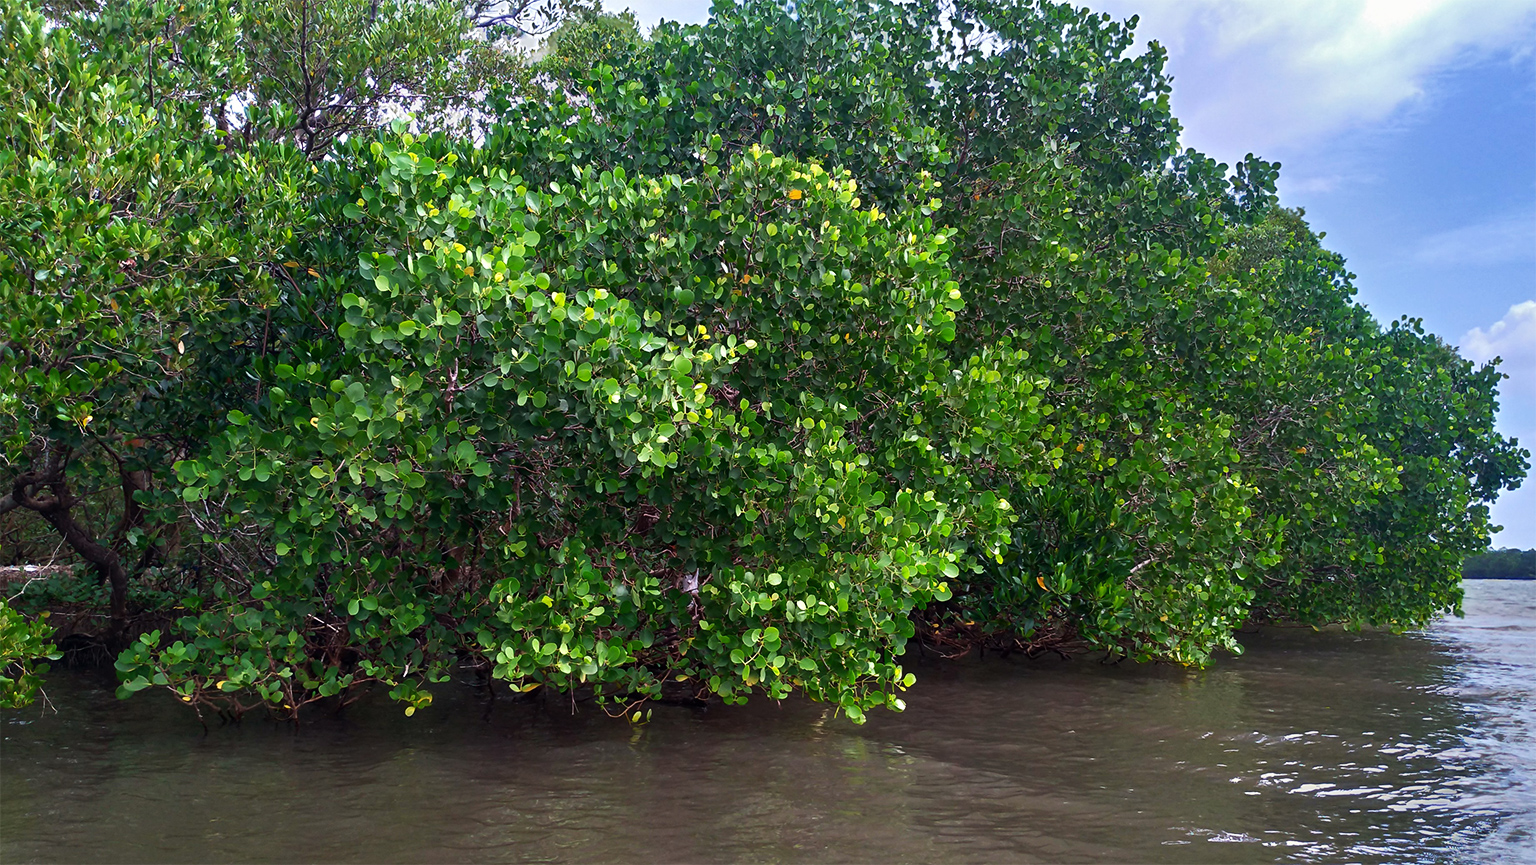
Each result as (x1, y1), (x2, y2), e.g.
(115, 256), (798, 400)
(605, 0), (1536, 547)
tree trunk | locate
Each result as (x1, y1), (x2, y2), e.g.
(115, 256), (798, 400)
(10, 454), (131, 635)
(39, 506), (130, 632)
(113, 468), (150, 546)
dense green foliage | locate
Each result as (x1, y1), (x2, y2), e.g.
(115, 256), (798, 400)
(0, 600), (59, 708)
(2, 0), (1527, 719)
(1464, 548), (1536, 580)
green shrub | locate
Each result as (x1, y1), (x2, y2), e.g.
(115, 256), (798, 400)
(0, 600), (60, 708)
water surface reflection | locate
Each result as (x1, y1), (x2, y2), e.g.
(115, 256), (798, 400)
(3, 581), (1532, 863)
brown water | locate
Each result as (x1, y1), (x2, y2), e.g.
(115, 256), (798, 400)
(3, 580), (1533, 864)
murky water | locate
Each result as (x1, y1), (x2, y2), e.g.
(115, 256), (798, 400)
(3, 580), (1533, 864)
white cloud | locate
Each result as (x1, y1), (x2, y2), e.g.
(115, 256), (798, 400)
(1416, 211), (1536, 265)
(1283, 173), (1349, 195)
(1463, 301), (1536, 397)
(604, 0), (709, 28)
(1085, 0), (1536, 160)
(612, 1), (1536, 161)
(1464, 305), (1535, 545)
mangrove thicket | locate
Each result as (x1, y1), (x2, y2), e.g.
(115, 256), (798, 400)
(1, 0), (1528, 718)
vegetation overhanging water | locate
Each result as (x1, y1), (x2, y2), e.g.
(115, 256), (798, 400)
(1, 0), (1528, 727)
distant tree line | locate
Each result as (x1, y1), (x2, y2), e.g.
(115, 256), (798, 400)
(2, 0), (1528, 715)
(1464, 549), (1536, 579)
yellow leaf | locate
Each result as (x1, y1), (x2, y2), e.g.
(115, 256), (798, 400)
(1036, 576), (1048, 591)
(307, 268), (319, 277)
(405, 706), (416, 716)
(787, 188), (802, 200)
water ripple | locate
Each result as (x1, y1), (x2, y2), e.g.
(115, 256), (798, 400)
(2, 581), (1532, 863)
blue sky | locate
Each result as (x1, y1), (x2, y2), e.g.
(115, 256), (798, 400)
(606, 0), (1536, 547)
